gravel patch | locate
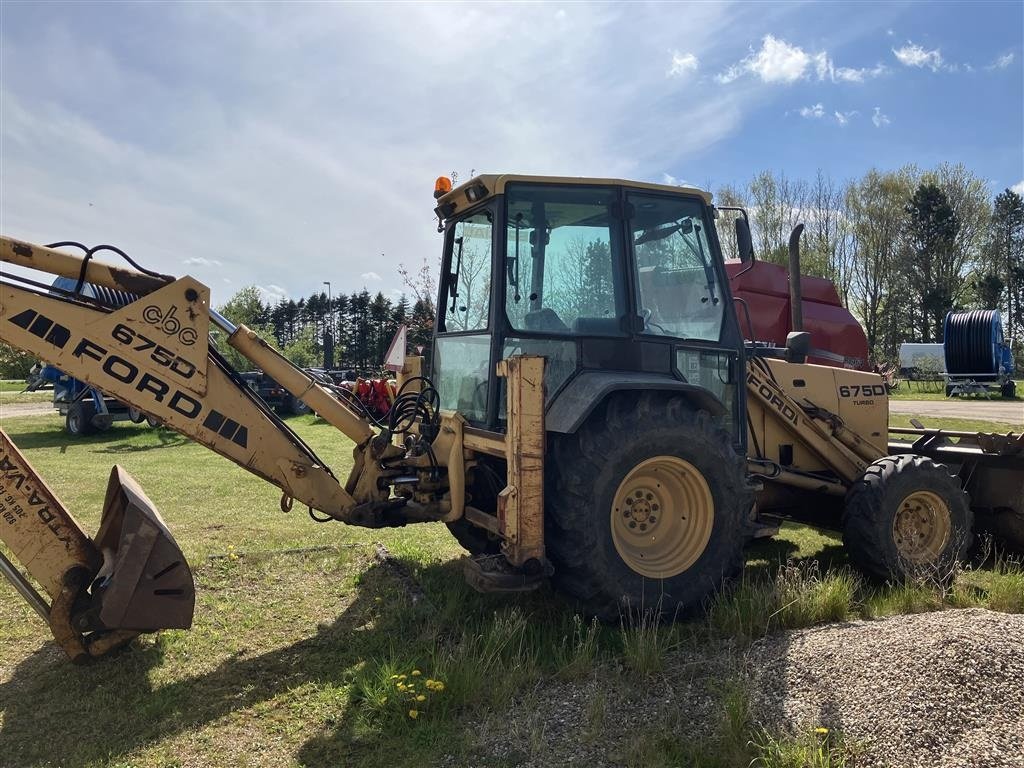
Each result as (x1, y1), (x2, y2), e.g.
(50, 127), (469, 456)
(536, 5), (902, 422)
(747, 608), (1024, 767)
(449, 609), (1023, 767)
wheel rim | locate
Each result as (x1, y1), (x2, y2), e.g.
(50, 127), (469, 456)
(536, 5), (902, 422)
(892, 490), (951, 563)
(610, 456), (714, 579)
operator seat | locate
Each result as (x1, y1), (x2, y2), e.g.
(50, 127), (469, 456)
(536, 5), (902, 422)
(523, 308), (570, 333)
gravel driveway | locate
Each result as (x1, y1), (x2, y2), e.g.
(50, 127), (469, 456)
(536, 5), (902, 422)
(0, 401), (54, 418)
(890, 399), (1023, 426)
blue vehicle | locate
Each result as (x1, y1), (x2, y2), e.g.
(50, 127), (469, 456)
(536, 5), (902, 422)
(27, 278), (161, 436)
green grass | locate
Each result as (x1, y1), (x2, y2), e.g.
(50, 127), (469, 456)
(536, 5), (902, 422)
(889, 413), (1021, 433)
(889, 378), (1021, 401)
(0, 412), (1021, 767)
(0, 380), (51, 404)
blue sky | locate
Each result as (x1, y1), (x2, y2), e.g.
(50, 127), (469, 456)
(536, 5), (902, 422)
(1, 1), (1021, 305)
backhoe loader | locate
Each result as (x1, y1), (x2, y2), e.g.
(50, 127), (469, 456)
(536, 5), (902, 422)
(2, 174), (1022, 662)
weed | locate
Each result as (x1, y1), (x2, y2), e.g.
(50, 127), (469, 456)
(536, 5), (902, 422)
(750, 725), (861, 768)
(708, 561), (858, 641)
(618, 603), (674, 675)
(553, 613), (601, 679)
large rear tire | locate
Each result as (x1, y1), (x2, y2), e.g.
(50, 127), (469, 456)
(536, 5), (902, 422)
(843, 454), (972, 582)
(546, 393), (753, 621)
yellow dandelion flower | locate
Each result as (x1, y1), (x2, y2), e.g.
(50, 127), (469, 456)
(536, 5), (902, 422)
(412, 670), (421, 676)
(408, 709), (419, 719)
(433, 681), (445, 692)
(390, 674), (399, 680)
(398, 674), (407, 680)
(228, 553), (239, 561)
(815, 727), (829, 735)
(416, 694), (426, 702)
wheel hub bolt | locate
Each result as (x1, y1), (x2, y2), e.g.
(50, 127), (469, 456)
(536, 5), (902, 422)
(639, 523), (647, 531)
(629, 521), (637, 529)
(648, 515), (656, 523)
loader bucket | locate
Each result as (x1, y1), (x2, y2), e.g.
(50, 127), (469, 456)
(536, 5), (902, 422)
(88, 466), (195, 632)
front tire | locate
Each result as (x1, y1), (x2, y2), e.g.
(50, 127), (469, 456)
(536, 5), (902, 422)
(546, 393), (753, 621)
(843, 454), (972, 582)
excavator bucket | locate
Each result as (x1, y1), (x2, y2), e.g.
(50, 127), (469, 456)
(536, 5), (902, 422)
(1, 430), (195, 660)
(88, 466), (196, 633)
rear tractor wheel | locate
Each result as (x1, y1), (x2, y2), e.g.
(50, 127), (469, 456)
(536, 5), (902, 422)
(843, 454), (972, 582)
(65, 402), (97, 437)
(546, 393), (753, 621)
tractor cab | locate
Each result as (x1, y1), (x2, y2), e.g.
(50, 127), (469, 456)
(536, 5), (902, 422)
(432, 174), (747, 450)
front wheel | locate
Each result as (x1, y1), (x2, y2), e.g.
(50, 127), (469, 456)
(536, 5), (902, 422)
(843, 454), (972, 582)
(546, 393), (753, 620)
(128, 407), (146, 424)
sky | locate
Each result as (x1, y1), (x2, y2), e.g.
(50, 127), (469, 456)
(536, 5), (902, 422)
(1, 1), (1021, 307)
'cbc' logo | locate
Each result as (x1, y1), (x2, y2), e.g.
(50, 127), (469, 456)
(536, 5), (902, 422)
(143, 304), (198, 346)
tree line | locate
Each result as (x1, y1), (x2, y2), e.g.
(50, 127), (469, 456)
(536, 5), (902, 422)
(214, 282), (435, 372)
(715, 164), (1023, 365)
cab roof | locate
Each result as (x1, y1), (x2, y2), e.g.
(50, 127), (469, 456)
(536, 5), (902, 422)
(435, 173), (713, 220)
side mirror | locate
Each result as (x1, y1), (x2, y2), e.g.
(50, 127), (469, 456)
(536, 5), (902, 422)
(735, 218), (754, 263)
(785, 331), (811, 364)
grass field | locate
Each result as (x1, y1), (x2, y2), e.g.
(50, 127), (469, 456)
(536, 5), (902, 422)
(0, 412), (1021, 767)
(0, 380), (51, 405)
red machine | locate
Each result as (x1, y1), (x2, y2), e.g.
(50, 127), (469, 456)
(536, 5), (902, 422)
(726, 259), (869, 370)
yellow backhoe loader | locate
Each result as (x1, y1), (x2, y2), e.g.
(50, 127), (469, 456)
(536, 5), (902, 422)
(2, 174), (1021, 662)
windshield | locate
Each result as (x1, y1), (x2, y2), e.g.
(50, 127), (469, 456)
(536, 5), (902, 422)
(630, 193), (725, 342)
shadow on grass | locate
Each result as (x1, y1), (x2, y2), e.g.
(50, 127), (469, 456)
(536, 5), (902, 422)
(0, 556), (524, 768)
(1, 423), (161, 450)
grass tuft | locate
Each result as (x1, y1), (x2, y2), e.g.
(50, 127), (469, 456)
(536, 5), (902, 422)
(708, 561), (859, 641)
(749, 726), (860, 768)
(618, 604), (674, 676)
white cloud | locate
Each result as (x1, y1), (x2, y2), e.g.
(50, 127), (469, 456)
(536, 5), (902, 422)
(834, 110), (856, 126)
(834, 63), (887, 83)
(750, 35), (816, 83)
(892, 42), (945, 72)
(716, 35), (885, 86)
(798, 103), (825, 119)
(660, 173), (693, 187)
(872, 107), (891, 127)
(667, 50), (699, 77)
(183, 256), (222, 267)
(1011, 180), (1024, 195)
(361, 271), (382, 282)
(258, 284), (288, 303)
(987, 53), (1015, 70)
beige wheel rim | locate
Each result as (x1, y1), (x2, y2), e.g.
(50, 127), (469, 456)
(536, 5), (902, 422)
(892, 490), (951, 563)
(610, 456), (715, 578)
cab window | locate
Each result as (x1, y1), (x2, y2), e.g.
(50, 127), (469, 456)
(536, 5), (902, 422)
(505, 184), (626, 336)
(629, 193), (725, 342)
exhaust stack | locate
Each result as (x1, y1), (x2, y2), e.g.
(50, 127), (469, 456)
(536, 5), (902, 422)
(788, 223), (805, 333)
